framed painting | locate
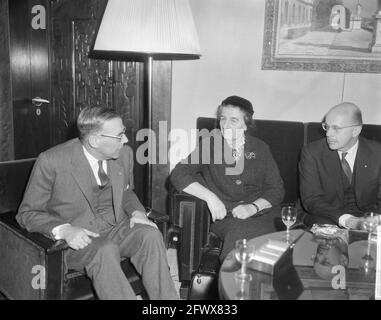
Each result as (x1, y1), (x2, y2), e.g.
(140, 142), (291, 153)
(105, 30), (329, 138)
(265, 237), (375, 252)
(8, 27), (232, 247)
(262, 0), (381, 73)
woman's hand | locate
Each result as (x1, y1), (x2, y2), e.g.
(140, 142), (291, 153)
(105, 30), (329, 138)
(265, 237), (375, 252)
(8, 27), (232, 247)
(232, 204), (257, 220)
(182, 182), (227, 222)
(206, 195), (227, 222)
(130, 210), (158, 229)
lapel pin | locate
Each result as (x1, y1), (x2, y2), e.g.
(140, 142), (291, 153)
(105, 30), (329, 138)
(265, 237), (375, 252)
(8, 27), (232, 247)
(244, 152), (256, 159)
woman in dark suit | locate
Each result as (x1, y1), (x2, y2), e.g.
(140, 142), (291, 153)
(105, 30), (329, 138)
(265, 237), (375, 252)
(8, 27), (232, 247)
(170, 96), (284, 261)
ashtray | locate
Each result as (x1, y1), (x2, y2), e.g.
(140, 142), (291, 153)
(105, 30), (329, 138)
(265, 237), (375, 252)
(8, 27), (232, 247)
(310, 224), (348, 242)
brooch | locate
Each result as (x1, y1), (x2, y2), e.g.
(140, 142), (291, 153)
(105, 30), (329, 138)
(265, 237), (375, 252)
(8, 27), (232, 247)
(244, 152), (256, 159)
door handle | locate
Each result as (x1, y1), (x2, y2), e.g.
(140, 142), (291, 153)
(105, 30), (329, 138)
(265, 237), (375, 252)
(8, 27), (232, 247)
(32, 97), (50, 107)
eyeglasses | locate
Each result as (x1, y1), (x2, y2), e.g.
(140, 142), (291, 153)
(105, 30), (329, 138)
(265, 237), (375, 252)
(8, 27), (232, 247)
(321, 123), (361, 133)
(99, 128), (126, 141)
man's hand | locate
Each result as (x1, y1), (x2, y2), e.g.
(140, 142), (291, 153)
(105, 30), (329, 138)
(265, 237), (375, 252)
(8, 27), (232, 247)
(232, 204), (256, 220)
(206, 195), (227, 222)
(60, 225), (100, 250)
(345, 217), (363, 230)
(130, 211), (158, 229)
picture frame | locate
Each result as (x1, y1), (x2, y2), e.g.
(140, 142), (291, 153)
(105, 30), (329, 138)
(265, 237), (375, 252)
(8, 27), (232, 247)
(262, 0), (381, 73)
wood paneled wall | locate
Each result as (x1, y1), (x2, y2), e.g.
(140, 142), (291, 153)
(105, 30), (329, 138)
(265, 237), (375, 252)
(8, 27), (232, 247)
(152, 61), (172, 216)
(0, 0), (172, 214)
(50, 0), (172, 212)
(0, 0), (14, 161)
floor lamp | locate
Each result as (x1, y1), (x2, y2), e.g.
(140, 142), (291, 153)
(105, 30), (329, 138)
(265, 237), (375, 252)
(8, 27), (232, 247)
(93, 0), (201, 208)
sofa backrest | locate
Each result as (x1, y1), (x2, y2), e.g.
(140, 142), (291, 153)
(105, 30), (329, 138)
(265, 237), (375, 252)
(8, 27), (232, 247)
(361, 124), (381, 142)
(250, 120), (305, 204)
(0, 158), (35, 214)
(304, 122), (325, 144)
(305, 122), (381, 144)
(196, 117), (305, 204)
(196, 117), (381, 206)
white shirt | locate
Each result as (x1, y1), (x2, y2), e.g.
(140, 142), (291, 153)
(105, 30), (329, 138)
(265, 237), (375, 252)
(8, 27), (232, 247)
(52, 147), (106, 239)
(82, 146), (107, 186)
(337, 140), (358, 173)
(338, 140), (359, 228)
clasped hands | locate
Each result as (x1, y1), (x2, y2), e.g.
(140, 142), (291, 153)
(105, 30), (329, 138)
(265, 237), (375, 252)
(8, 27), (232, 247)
(206, 195), (258, 222)
(59, 210), (157, 250)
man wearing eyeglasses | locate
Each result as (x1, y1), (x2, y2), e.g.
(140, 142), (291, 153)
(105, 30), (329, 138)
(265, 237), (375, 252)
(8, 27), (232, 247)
(16, 106), (178, 300)
(299, 102), (381, 229)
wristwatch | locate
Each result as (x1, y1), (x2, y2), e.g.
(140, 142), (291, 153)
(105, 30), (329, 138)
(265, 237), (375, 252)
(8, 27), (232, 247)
(252, 202), (260, 213)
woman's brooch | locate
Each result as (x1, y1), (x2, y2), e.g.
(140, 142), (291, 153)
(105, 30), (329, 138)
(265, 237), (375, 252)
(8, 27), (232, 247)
(244, 151), (256, 159)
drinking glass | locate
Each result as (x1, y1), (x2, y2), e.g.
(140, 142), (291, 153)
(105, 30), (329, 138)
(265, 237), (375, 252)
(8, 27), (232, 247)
(234, 239), (255, 282)
(234, 276), (251, 300)
(281, 205), (298, 243)
(360, 239), (376, 279)
(359, 213), (379, 278)
(361, 212), (380, 242)
(360, 248), (375, 278)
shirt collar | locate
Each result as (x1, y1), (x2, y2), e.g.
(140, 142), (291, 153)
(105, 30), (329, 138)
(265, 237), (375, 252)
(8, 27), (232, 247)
(82, 145), (99, 169)
(338, 139), (359, 158)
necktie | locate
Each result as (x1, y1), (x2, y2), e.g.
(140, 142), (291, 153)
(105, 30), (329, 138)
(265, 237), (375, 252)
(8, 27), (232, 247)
(341, 152), (352, 184)
(97, 160), (109, 187)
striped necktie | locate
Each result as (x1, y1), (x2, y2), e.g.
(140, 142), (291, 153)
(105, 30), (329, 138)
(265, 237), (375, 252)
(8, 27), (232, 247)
(97, 160), (109, 187)
(341, 152), (352, 184)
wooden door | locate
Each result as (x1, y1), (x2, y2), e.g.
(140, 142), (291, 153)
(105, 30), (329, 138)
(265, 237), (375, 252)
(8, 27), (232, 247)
(6, 0), (171, 213)
(49, 0), (146, 202)
(9, 0), (51, 159)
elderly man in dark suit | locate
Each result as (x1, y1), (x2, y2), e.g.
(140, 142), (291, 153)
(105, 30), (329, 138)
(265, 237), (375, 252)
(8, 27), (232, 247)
(16, 106), (178, 300)
(299, 102), (381, 229)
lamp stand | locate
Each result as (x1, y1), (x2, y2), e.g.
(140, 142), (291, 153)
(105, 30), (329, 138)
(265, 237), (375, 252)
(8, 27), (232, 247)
(145, 55), (153, 208)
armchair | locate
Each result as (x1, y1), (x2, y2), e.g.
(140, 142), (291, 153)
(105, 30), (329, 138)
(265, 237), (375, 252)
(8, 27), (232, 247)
(0, 158), (168, 300)
(0, 211), (148, 299)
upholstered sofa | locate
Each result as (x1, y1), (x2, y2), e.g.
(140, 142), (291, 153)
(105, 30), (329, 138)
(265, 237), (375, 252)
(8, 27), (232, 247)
(170, 117), (381, 297)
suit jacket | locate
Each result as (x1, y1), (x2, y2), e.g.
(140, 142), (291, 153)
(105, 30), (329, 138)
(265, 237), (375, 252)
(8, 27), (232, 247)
(171, 131), (284, 211)
(299, 137), (381, 224)
(16, 139), (145, 238)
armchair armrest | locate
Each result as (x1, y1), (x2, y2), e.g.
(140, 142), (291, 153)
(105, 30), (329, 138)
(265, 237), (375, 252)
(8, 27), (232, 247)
(145, 207), (169, 223)
(48, 239), (69, 253)
(170, 189), (216, 284)
(1, 208), (168, 255)
(0, 212), (69, 253)
(170, 190), (211, 227)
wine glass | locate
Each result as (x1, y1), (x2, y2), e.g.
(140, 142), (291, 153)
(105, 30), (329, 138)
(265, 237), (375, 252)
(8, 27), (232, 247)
(361, 212), (380, 242)
(281, 205), (298, 243)
(359, 213), (379, 278)
(360, 239), (376, 279)
(360, 250), (375, 279)
(234, 275), (251, 300)
(234, 239), (255, 282)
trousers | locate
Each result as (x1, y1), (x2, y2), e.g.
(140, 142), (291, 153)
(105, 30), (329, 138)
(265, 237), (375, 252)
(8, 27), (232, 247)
(65, 217), (178, 300)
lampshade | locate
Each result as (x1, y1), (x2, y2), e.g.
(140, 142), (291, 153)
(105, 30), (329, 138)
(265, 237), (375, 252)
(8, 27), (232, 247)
(93, 0), (201, 60)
